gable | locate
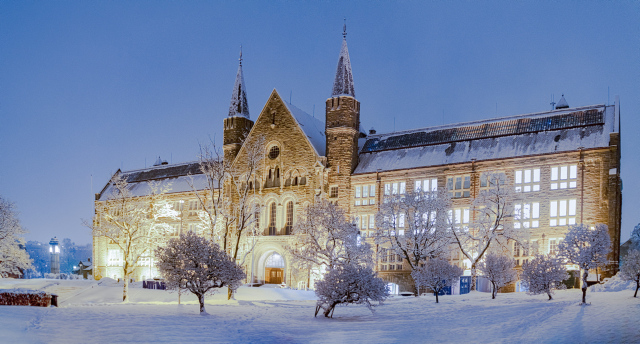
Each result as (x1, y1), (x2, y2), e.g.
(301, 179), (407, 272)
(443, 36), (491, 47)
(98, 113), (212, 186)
(234, 90), (325, 168)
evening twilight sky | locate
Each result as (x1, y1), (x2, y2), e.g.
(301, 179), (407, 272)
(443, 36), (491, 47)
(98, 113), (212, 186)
(1, 1), (638, 245)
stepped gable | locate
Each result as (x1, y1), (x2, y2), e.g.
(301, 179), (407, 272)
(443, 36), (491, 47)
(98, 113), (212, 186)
(355, 104), (614, 174)
(283, 101), (326, 156)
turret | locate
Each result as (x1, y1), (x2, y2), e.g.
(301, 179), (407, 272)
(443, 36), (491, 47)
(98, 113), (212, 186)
(223, 48), (254, 163)
(325, 22), (360, 206)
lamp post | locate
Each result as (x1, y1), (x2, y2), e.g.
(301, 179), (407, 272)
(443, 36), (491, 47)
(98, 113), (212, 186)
(49, 237), (60, 274)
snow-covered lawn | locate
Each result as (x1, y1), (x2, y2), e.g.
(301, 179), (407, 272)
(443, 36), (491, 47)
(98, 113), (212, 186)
(1, 278), (639, 343)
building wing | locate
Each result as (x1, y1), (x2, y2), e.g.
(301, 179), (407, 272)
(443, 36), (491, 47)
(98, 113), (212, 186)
(97, 161), (215, 200)
(355, 104), (617, 174)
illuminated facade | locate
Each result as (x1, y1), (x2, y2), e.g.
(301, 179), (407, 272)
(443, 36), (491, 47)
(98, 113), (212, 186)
(93, 32), (622, 291)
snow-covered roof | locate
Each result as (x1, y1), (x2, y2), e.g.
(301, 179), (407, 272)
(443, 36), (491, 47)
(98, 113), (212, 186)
(97, 162), (215, 201)
(228, 56), (250, 119)
(331, 38), (355, 97)
(354, 104), (615, 174)
(283, 101), (327, 156)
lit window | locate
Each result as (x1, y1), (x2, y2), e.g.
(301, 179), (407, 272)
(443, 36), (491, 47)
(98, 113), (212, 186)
(415, 178), (438, 193)
(514, 168), (540, 192)
(551, 165), (578, 190)
(514, 202), (540, 228)
(447, 176), (470, 198)
(549, 199), (577, 226)
(107, 249), (123, 266)
(369, 215), (375, 229)
(361, 215), (368, 229)
(448, 207), (470, 230)
(354, 184), (376, 206)
(285, 201), (293, 235)
(549, 239), (562, 256)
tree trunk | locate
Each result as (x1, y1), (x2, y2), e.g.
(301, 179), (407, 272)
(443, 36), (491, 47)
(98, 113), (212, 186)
(435, 290), (439, 303)
(634, 280), (639, 298)
(471, 266), (477, 291)
(122, 269), (130, 302)
(324, 302), (338, 318)
(581, 270), (588, 304)
(491, 282), (496, 299)
(197, 293), (207, 314)
(227, 286), (234, 300)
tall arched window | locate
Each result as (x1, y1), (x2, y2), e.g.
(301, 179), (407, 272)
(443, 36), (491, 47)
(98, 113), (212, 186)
(268, 202), (277, 235)
(285, 201), (293, 235)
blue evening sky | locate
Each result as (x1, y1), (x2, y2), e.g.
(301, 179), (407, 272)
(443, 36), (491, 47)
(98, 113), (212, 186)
(1, 1), (638, 244)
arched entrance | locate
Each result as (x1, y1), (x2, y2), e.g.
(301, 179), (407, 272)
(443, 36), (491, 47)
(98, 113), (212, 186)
(264, 252), (285, 284)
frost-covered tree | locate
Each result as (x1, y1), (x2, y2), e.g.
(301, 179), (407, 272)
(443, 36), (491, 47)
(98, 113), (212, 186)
(314, 264), (388, 318)
(478, 253), (518, 299)
(0, 195), (32, 277)
(620, 249), (640, 298)
(521, 255), (568, 300)
(448, 173), (527, 291)
(89, 174), (179, 302)
(558, 223), (611, 304)
(375, 189), (451, 285)
(411, 258), (462, 303)
(287, 199), (371, 271)
(155, 231), (245, 314)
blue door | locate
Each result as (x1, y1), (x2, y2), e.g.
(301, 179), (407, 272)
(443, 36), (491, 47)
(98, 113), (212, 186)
(459, 276), (471, 294)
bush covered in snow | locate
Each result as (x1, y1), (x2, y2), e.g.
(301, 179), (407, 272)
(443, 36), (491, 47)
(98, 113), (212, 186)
(619, 249), (640, 297)
(314, 264), (388, 318)
(411, 258), (462, 303)
(155, 231), (245, 314)
(521, 255), (568, 300)
(590, 272), (637, 293)
(44, 273), (83, 280)
(478, 253), (517, 299)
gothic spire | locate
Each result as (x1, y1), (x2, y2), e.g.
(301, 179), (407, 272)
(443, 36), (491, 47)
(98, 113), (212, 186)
(228, 47), (250, 118)
(331, 20), (355, 98)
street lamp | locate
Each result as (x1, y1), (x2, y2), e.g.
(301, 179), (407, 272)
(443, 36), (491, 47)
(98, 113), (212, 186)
(49, 237), (60, 274)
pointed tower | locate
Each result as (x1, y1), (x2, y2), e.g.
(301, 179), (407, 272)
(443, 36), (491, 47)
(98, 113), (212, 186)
(325, 21), (361, 206)
(224, 48), (254, 163)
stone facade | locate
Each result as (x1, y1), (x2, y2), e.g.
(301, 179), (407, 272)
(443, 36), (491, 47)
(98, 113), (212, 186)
(92, 34), (622, 294)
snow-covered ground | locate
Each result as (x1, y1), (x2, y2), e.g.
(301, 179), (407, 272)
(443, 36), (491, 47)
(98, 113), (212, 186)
(1, 278), (639, 343)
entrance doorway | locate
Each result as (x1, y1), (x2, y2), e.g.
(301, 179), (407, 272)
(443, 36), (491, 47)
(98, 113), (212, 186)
(264, 253), (285, 284)
(265, 268), (283, 284)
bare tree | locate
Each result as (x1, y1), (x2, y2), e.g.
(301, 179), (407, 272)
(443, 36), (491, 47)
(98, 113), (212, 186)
(478, 252), (518, 299)
(448, 173), (527, 290)
(287, 199), (372, 271)
(155, 231), (245, 314)
(189, 138), (265, 299)
(411, 258), (462, 303)
(375, 189), (451, 294)
(0, 195), (32, 277)
(558, 223), (612, 304)
(90, 174), (178, 302)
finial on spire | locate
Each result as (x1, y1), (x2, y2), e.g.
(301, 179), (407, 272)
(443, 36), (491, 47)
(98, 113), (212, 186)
(343, 18), (347, 39)
(239, 45), (243, 66)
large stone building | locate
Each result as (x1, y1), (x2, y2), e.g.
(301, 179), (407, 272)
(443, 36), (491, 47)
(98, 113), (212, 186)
(93, 30), (622, 291)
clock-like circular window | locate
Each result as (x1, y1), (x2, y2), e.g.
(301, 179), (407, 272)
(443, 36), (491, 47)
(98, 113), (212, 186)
(269, 146), (280, 159)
